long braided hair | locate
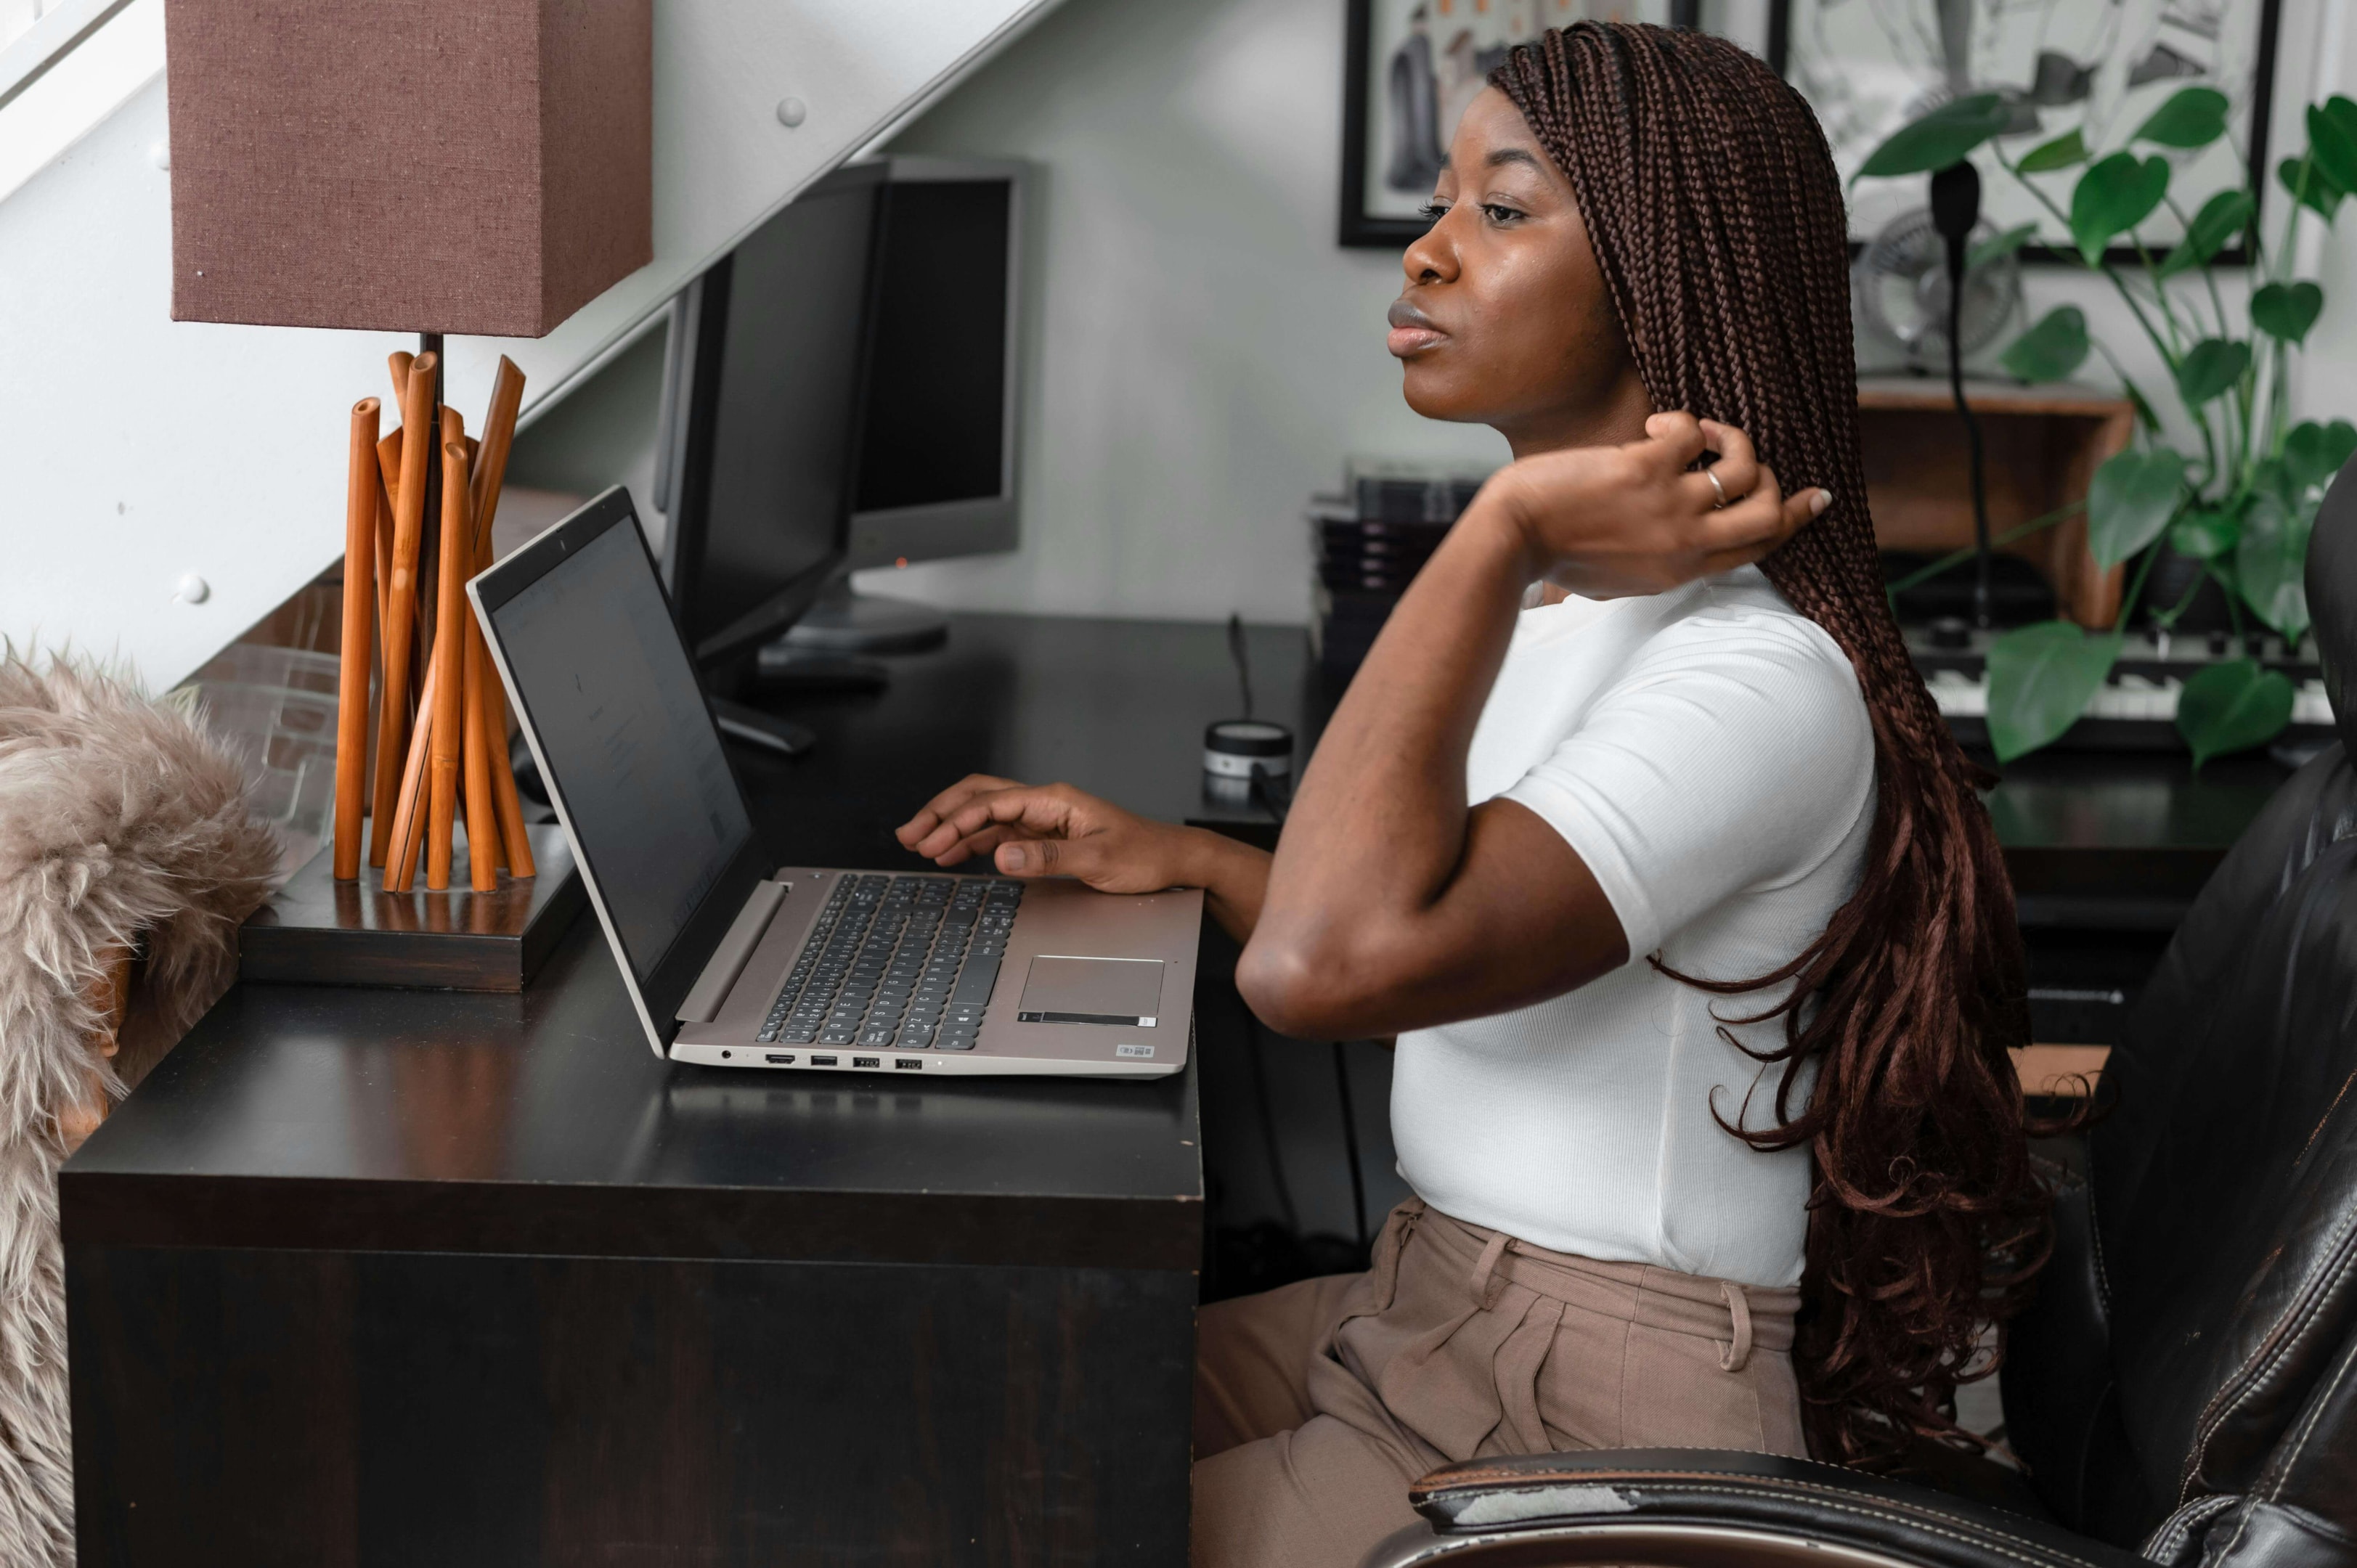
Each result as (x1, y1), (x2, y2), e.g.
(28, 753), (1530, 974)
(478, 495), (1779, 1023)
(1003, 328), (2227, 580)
(1491, 24), (2048, 1466)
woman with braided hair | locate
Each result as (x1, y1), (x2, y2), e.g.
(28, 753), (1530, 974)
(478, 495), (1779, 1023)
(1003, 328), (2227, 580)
(897, 21), (2047, 1564)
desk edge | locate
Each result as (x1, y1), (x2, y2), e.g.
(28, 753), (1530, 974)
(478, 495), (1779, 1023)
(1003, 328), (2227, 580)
(60, 1172), (1204, 1273)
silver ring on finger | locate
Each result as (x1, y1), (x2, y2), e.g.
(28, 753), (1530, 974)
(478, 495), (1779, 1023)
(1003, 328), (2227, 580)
(1704, 467), (1729, 510)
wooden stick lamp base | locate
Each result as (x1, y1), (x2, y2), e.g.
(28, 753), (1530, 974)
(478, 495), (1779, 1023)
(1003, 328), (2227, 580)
(296, 340), (575, 986)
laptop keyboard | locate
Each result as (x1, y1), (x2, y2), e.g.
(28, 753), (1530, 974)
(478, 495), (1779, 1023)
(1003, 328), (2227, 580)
(759, 874), (1024, 1050)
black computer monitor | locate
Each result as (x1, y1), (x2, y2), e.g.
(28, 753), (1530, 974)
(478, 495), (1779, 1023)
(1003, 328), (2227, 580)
(768, 157), (1033, 658)
(844, 156), (1029, 571)
(656, 163), (886, 666)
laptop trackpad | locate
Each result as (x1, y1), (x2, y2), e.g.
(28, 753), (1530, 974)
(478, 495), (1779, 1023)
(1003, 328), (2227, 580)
(1016, 956), (1164, 1027)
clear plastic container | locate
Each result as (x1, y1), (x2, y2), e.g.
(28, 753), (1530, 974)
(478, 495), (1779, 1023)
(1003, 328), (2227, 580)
(178, 645), (343, 881)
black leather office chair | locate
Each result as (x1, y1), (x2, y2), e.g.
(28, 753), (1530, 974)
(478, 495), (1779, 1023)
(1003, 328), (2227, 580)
(1364, 461), (2357, 1568)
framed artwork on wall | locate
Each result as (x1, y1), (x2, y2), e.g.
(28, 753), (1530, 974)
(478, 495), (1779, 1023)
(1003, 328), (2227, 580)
(1338, 0), (1694, 248)
(1770, 0), (2285, 264)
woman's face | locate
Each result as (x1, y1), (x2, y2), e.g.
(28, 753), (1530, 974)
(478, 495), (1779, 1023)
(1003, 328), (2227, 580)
(1388, 86), (1647, 454)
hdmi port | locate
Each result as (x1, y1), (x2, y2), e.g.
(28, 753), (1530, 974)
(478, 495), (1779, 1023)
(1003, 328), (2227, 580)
(765, 1053), (794, 1065)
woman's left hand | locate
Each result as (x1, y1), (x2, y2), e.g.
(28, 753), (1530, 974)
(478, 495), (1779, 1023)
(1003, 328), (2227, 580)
(895, 775), (1275, 941)
(1483, 412), (1828, 600)
(896, 775), (1197, 891)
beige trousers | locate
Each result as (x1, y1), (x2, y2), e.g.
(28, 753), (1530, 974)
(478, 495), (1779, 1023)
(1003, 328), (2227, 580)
(1191, 1199), (1805, 1568)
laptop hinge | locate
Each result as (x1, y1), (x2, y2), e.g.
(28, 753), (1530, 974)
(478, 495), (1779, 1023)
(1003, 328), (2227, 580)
(677, 880), (789, 1024)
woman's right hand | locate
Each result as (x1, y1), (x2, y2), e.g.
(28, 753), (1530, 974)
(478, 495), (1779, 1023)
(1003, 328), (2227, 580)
(895, 775), (1272, 940)
(1483, 412), (1827, 600)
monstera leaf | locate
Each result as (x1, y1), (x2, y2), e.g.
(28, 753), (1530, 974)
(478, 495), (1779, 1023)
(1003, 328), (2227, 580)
(2086, 447), (2186, 566)
(2000, 306), (2091, 383)
(2175, 339), (2251, 405)
(2279, 155), (2347, 221)
(2175, 658), (2295, 769)
(1987, 622), (2122, 762)
(2071, 153), (2170, 263)
(1859, 94), (2009, 179)
(2136, 87), (2230, 148)
(2253, 457), (2298, 508)
(2284, 419), (2357, 491)
(2170, 508), (2240, 560)
(2253, 282), (2325, 343)
(2309, 101), (2357, 198)
(2018, 129), (2088, 172)
(2159, 189), (2254, 275)
(2236, 493), (2313, 641)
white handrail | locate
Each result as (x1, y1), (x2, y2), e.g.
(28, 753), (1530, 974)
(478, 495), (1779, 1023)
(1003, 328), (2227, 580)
(0, 0), (134, 114)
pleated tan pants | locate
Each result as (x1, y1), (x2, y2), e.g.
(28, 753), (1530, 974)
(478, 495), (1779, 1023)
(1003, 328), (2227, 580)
(1191, 1199), (1806, 1568)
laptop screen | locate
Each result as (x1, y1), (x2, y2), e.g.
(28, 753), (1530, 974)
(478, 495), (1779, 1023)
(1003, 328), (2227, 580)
(481, 498), (755, 988)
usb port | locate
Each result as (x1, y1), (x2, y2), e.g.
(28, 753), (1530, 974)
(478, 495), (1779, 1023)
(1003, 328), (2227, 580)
(811, 1055), (839, 1066)
(894, 1058), (923, 1070)
(765, 1053), (794, 1065)
(852, 1055), (880, 1069)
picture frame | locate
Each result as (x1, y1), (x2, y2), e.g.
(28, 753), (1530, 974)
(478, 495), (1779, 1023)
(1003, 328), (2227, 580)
(1768, 0), (2285, 266)
(1338, 0), (1696, 249)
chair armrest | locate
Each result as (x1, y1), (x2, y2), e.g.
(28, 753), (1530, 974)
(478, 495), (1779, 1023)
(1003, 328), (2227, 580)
(1363, 1449), (2159, 1568)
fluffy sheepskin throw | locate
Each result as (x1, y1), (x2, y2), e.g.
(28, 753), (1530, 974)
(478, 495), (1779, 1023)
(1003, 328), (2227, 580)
(0, 647), (277, 1567)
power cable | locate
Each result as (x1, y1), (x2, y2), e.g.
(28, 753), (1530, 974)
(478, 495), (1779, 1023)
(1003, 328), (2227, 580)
(1226, 612), (1255, 719)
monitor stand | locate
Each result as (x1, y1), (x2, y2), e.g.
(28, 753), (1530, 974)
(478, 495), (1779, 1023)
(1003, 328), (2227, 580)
(781, 579), (950, 654)
(752, 640), (891, 694)
(709, 696), (815, 759)
(697, 642), (890, 767)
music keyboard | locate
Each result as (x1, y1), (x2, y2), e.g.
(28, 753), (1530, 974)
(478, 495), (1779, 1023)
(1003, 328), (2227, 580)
(1908, 626), (2337, 752)
(1924, 667), (2337, 726)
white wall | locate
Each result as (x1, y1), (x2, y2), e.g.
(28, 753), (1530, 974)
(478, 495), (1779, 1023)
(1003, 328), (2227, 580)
(860, 0), (1509, 627)
(2285, 0), (2357, 424)
(863, 0), (2357, 629)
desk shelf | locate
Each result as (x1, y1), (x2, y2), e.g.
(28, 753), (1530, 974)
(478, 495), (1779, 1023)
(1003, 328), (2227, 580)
(1859, 376), (2136, 629)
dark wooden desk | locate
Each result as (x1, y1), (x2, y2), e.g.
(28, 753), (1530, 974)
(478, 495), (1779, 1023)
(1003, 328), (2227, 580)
(65, 613), (2287, 1564)
(68, 938), (1202, 1567)
(64, 615), (1316, 1567)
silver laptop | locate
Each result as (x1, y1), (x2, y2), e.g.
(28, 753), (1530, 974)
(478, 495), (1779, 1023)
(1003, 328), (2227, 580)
(469, 489), (1199, 1078)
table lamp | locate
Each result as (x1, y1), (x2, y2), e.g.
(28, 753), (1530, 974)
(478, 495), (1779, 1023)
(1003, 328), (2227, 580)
(167, 0), (650, 984)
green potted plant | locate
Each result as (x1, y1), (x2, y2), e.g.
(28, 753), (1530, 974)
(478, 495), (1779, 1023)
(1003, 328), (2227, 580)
(1860, 87), (2357, 764)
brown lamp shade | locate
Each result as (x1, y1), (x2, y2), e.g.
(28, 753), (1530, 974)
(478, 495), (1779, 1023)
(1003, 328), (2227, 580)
(165, 0), (652, 338)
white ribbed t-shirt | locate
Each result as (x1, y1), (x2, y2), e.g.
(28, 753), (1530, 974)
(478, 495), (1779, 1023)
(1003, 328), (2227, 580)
(1390, 565), (1875, 1289)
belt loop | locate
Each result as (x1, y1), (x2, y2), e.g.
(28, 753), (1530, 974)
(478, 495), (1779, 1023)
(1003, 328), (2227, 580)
(1719, 1281), (1754, 1373)
(1468, 1230), (1514, 1311)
